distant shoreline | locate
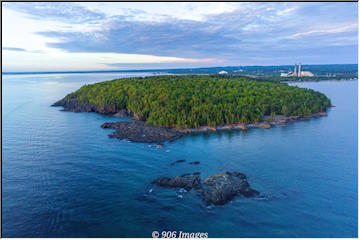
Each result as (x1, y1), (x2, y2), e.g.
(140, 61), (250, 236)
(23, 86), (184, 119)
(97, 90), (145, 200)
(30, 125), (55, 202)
(3, 63), (357, 77)
(3, 70), (357, 83)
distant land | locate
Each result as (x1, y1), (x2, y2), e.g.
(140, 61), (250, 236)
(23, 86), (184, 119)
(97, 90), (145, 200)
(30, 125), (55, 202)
(3, 64), (358, 82)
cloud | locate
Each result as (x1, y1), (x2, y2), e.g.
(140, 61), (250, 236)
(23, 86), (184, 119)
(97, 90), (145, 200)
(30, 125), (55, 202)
(289, 23), (358, 39)
(2, 47), (47, 53)
(34, 3), (356, 63)
(37, 17), (239, 58)
(3, 2), (105, 23)
(3, 47), (26, 52)
(2, 2), (358, 70)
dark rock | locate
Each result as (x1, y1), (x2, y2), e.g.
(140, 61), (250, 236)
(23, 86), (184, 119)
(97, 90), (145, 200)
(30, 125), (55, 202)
(189, 161), (200, 165)
(52, 98), (117, 114)
(114, 109), (128, 117)
(180, 173), (191, 177)
(170, 159), (186, 166)
(52, 98), (94, 112)
(153, 171), (260, 206)
(201, 171), (259, 205)
(101, 121), (183, 143)
(152, 175), (202, 191)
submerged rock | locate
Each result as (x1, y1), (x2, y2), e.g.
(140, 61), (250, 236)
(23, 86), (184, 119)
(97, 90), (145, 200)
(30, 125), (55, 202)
(180, 173), (191, 177)
(189, 161), (200, 165)
(170, 159), (186, 166)
(152, 175), (202, 191)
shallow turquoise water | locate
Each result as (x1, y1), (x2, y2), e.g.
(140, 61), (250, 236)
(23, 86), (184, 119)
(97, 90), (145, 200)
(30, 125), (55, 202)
(2, 73), (358, 237)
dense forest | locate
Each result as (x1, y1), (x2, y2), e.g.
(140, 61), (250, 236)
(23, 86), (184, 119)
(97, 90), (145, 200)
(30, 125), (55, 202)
(62, 75), (331, 128)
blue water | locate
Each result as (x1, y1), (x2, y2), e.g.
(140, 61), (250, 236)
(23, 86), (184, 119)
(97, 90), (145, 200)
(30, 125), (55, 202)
(2, 73), (358, 237)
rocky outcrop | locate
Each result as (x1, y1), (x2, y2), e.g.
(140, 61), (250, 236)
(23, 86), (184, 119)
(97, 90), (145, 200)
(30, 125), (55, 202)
(202, 171), (260, 205)
(152, 171), (260, 206)
(114, 109), (129, 117)
(52, 98), (95, 112)
(101, 121), (183, 143)
(52, 98), (119, 114)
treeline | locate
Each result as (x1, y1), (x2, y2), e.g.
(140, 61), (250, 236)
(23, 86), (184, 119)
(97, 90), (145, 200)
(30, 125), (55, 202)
(65, 75), (331, 128)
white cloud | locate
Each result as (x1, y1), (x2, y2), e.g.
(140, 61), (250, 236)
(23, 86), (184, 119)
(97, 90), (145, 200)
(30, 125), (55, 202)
(78, 2), (241, 22)
(289, 23), (358, 39)
(276, 7), (298, 16)
(2, 4), (210, 71)
(2, 2), (358, 71)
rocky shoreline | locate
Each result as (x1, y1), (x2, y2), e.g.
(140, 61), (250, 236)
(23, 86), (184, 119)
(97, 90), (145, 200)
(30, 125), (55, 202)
(53, 98), (328, 143)
(101, 121), (183, 143)
(100, 111), (328, 143)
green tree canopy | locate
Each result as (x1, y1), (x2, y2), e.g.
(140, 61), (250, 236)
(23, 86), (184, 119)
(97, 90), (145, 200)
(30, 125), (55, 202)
(64, 75), (331, 128)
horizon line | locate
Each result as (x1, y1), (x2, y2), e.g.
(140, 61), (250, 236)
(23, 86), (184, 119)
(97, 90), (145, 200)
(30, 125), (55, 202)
(2, 63), (357, 75)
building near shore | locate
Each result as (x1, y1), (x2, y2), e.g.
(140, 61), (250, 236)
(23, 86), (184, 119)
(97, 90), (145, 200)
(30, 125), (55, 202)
(299, 71), (314, 77)
(281, 72), (292, 77)
(281, 63), (314, 77)
(218, 70), (228, 75)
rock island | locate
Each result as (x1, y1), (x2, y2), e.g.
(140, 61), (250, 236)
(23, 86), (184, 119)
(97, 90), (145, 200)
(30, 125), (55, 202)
(53, 75), (331, 142)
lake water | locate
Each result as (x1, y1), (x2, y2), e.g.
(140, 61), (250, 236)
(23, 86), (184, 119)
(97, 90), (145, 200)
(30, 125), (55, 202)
(2, 73), (358, 237)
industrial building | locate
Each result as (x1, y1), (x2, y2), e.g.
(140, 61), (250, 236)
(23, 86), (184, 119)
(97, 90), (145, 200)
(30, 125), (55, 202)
(281, 63), (314, 77)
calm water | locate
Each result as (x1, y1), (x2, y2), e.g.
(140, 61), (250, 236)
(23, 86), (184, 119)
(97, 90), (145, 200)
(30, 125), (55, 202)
(2, 73), (358, 237)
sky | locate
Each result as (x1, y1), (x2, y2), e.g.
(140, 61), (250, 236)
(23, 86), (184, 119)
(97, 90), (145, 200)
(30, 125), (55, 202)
(2, 2), (358, 72)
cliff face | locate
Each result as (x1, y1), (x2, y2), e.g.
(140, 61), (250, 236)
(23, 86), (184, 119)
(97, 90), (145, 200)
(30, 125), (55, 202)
(52, 97), (119, 114)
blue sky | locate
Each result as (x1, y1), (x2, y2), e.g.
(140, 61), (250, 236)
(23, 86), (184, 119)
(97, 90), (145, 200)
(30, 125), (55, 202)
(2, 2), (358, 72)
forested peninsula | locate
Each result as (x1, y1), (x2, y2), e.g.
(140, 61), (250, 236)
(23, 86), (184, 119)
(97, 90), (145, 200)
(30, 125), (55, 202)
(53, 75), (331, 142)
